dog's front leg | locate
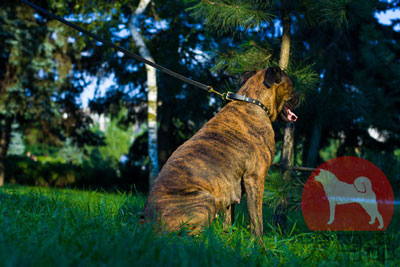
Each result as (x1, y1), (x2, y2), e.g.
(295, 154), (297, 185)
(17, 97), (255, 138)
(328, 199), (336, 225)
(243, 174), (264, 236)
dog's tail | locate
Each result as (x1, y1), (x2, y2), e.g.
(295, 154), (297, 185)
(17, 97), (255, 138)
(354, 176), (373, 194)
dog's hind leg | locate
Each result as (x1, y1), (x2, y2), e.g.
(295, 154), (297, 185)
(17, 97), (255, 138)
(362, 202), (384, 229)
(368, 216), (376, 225)
(161, 191), (217, 234)
(366, 207), (384, 229)
(376, 213), (384, 229)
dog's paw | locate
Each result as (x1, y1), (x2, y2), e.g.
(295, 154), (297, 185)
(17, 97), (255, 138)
(327, 220), (333, 225)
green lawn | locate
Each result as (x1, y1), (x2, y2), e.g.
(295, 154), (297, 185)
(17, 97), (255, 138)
(0, 185), (398, 266)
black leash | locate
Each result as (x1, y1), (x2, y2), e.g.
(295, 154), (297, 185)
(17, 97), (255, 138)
(21, 0), (271, 115)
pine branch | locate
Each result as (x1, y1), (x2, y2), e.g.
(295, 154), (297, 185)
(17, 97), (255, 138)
(212, 40), (273, 74)
(286, 62), (319, 104)
(187, 0), (274, 35)
(309, 0), (375, 30)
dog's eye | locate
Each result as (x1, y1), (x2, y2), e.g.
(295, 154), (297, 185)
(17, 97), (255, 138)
(284, 85), (293, 92)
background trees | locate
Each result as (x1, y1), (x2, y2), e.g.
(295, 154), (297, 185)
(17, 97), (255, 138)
(294, 0), (400, 169)
(0, 1), (100, 186)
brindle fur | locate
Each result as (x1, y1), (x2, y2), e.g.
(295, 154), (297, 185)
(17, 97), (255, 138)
(142, 67), (297, 236)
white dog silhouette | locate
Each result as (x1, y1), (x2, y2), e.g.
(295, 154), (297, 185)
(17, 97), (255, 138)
(314, 169), (383, 229)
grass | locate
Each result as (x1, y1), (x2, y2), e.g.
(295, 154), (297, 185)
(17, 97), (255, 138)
(0, 185), (398, 266)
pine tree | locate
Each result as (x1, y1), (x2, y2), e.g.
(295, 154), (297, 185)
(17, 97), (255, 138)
(292, 0), (400, 166)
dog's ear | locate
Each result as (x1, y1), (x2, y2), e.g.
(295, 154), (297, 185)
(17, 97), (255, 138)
(240, 70), (257, 87)
(264, 66), (282, 88)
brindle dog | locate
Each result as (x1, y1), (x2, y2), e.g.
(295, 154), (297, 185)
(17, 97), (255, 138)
(142, 66), (298, 236)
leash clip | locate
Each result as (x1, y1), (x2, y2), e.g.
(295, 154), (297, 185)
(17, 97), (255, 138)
(208, 86), (228, 101)
(225, 92), (234, 101)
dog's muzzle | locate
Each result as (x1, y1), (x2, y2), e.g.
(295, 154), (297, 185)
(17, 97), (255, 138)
(279, 92), (299, 123)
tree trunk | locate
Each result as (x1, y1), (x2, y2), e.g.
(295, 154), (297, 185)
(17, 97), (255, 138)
(274, 1), (292, 231)
(279, 4), (293, 170)
(279, 6), (291, 70)
(0, 118), (13, 187)
(129, 0), (159, 188)
(306, 119), (322, 167)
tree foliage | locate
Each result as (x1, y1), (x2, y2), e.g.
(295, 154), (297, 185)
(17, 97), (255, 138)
(0, 1), (100, 144)
(0, 1), (103, 185)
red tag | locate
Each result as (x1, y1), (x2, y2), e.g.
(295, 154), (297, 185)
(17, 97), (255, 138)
(302, 156), (394, 231)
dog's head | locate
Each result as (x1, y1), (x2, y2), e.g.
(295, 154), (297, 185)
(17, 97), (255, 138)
(239, 67), (299, 122)
(314, 169), (334, 186)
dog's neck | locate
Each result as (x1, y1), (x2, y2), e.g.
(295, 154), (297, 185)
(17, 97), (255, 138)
(237, 70), (278, 121)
